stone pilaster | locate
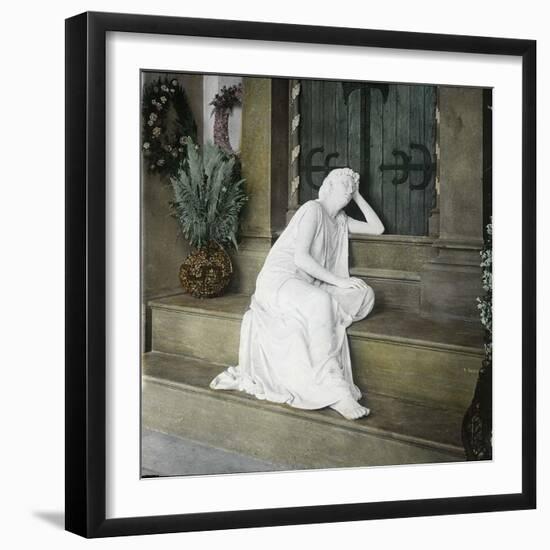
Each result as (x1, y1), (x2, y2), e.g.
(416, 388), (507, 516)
(229, 78), (289, 294)
(421, 87), (484, 321)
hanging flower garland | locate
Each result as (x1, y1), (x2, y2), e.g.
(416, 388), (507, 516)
(210, 83), (243, 113)
(142, 77), (197, 177)
(209, 83), (243, 153)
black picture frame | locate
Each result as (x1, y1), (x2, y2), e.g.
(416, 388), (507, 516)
(65, 11), (536, 538)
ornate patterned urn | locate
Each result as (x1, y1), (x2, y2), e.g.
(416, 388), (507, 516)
(178, 241), (233, 298)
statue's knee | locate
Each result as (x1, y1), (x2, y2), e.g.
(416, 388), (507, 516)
(362, 285), (375, 315)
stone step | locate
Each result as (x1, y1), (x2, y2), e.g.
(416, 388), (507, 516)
(142, 352), (466, 470)
(349, 233), (436, 272)
(230, 233), (435, 297)
(349, 267), (420, 312)
(149, 293), (484, 413)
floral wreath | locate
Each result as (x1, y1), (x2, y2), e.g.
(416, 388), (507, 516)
(141, 77), (197, 177)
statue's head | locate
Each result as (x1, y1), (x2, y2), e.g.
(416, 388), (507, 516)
(319, 168), (359, 208)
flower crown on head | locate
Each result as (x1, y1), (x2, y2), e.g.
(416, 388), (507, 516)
(328, 167), (360, 192)
(339, 167), (360, 186)
(319, 167), (360, 201)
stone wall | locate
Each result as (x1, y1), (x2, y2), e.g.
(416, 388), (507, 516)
(420, 87), (485, 321)
(141, 72), (204, 350)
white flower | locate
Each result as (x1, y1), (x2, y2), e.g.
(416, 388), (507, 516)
(151, 99), (157, 105)
(171, 151), (178, 157)
(161, 84), (169, 92)
(160, 96), (167, 103)
(178, 147), (184, 152)
(291, 82), (301, 101)
(147, 120), (154, 126)
(179, 136), (186, 145)
(149, 112), (157, 121)
(290, 176), (300, 195)
(171, 79), (177, 86)
(143, 142), (150, 149)
(152, 127), (161, 137)
(157, 159), (165, 166)
(170, 88), (175, 93)
(291, 114), (301, 133)
(291, 144), (301, 164)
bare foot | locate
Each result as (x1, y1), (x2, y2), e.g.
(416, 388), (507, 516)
(330, 396), (370, 420)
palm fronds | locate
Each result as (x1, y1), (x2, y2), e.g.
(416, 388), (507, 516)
(170, 138), (247, 250)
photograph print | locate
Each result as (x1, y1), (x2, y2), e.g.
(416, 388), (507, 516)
(140, 71), (492, 477)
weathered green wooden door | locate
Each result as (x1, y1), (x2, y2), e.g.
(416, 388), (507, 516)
(298, 80), (436, 236)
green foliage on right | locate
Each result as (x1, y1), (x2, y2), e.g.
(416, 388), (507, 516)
(477, 221), (492, 363)
(170, 138), (247, 250)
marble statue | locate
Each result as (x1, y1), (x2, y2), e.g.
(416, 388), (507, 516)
(210, 168), (385, 420)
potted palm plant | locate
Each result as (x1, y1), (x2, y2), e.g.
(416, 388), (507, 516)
(170, 138), (247, 298)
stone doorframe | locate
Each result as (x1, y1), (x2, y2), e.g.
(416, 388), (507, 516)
(234, 77), (486, 322)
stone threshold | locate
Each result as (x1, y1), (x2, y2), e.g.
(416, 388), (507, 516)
(350, 267), (421, 282)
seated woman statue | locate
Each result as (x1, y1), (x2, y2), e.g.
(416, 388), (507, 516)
(210, 167), (385, 420)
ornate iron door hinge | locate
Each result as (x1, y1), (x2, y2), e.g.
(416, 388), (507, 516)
(341, 82), (390, 105)
(303, 147), (346, 189)
(379, 143), (435, 190)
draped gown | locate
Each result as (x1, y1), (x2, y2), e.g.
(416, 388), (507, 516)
(210, 199), (375, 409)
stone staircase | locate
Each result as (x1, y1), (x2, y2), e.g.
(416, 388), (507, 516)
(142, 234), (484, 472)
(143, 352), (467, 470)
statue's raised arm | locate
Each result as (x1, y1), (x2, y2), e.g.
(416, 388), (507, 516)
(347, 189), (385, 236)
